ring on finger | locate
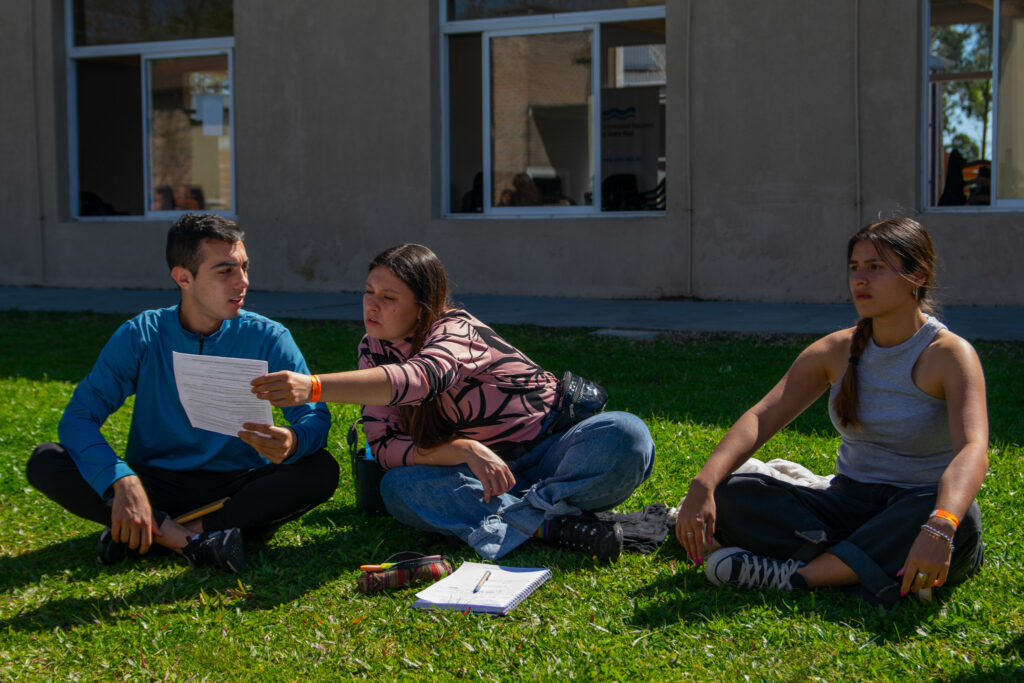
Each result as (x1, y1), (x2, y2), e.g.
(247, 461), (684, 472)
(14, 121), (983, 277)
(916, 571), (929, 582)
(686, 531), (695, 537)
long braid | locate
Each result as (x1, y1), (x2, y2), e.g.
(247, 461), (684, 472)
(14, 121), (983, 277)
(833, 317), (872, 428)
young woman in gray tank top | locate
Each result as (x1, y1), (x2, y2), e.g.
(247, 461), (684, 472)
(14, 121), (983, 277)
(674, 218), (988, 608)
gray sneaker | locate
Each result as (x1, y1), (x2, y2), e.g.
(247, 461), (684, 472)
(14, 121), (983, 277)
(705, 546), (804, 590)
(181, 528), (245, 573)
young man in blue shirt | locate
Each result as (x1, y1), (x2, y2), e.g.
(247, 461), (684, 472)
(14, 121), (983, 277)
(26, 214), (337, 572)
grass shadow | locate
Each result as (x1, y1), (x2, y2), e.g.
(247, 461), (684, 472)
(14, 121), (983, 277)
(1, 529), (354, 634)
(623, 541), (979, 645)
(627, 569), (947, 643)
(1, 505), (624, 635)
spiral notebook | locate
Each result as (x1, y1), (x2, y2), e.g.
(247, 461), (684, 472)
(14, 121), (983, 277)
(412, 561), (551, 615)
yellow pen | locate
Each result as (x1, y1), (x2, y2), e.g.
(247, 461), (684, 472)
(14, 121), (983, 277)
(473, 570), (491, 593)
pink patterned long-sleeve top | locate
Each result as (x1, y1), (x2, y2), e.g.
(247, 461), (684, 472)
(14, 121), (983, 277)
(358, 309), (560, 469)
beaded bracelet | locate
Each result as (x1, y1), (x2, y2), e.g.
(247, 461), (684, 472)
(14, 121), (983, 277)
(921, 523), (955, 551)
(309, 374), (322, 402)
(930, 508), (960, 528)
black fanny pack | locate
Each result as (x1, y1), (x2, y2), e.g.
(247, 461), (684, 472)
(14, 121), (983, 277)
(499, 371), (609, 462)
(545, 371), (609, 436)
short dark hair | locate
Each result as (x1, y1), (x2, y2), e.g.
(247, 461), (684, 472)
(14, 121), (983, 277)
(166, 213), (244, 275)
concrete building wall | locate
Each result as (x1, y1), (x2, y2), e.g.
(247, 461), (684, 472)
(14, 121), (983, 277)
(0, 0), (45, 284)
(2, 1), (1022, 306)
(235, 1), (436, 293)
(687, 1), (860, 303)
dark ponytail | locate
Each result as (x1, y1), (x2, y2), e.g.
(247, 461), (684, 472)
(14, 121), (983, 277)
(832, 217), (937, 428)
(368, 244), (455, 449)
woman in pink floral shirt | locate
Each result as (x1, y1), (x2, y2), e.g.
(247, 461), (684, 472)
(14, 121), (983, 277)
(253, 244), (655, 560)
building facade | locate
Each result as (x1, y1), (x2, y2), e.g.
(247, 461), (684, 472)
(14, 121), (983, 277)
(2, 1), (1022, 306)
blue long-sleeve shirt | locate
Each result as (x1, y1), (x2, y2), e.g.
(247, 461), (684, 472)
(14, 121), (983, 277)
(58, 306), (331, 497)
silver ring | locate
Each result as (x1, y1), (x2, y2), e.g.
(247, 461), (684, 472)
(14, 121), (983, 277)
(686, 531), (695, 537)
(916, 571), (929, 581)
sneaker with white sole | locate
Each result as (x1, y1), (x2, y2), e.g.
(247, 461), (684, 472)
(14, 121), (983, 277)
(704, 546), (804, 590)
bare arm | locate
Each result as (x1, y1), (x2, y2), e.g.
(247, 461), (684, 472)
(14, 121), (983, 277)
(676, 333), (843, 562)
(251, 367), (392, 407)
(899, 335), (988, 595)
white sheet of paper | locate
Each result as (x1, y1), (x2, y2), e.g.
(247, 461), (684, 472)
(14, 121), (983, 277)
(172, 352), (273, 437)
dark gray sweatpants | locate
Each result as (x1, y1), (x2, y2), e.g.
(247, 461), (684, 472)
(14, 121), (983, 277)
(27, 442), (340, 542)
(713, 472), (983, 608)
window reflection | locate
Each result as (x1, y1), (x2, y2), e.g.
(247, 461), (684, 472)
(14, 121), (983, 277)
(73, 0), (233, 46)
(600, 20), (665, 211)
(449, 0), (662, 22)
(443, 6), (666, 215)
(76, 56), (144, 216)
(149, 56), (232, 212)
(490, 31), (593, 208)
(928, 0), (1024, 206)
(449, 34), (484, 213)
(928, 1), (994, 206)
(997, 0), (1024, 200)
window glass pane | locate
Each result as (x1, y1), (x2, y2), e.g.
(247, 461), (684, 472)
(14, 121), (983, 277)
(928, 5), (993, 206)
(600, 19), (665, 211)
(996, 0), (1024, 200)
(490, 30), (593, 208)
(76, 56), (145, 215)
(149, 55), (232, 212)
(73, 0), (233, 47)
(449, 34), (484, 213)
(449, 0), (662, 22)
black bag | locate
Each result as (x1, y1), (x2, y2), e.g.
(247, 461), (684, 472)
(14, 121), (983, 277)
(500, 371), (609, 462)
(546, 371), (609, 435)
(346, 420), (389, 517)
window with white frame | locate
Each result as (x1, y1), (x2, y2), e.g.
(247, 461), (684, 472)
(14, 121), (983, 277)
(443, 1), (666, 216)
(67, 0), (234, 218)
(926, 0), (1024, 208)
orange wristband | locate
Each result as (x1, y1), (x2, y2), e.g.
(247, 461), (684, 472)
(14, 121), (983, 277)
(309, 374), (322, 402)
(930, 508), (960, 528)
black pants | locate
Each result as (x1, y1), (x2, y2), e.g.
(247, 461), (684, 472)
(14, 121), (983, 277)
(714, 473), (984, 608)
(26, 443), (340, 541)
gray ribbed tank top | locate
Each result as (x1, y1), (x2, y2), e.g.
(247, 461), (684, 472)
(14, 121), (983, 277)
(828, 316), (952, 487)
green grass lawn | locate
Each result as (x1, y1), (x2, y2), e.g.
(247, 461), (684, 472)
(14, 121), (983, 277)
(1, 311), (1021, 681)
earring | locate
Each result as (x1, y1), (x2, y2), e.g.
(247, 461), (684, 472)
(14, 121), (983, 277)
(912, 288), (919, 300)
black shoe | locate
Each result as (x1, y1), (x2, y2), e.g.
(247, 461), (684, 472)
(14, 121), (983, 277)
(544, 515), (623, 561)
(96, 527), (129, 565)
(181, 528), (245, 573)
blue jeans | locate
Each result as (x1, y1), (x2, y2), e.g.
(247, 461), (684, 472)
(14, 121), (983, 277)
(379, 411), (656, 559)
